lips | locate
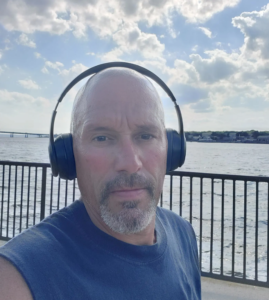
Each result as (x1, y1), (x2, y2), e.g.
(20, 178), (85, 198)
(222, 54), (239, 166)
(110, 188), (147, 199)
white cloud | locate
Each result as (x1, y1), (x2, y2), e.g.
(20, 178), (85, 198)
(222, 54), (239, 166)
(58, 63), (88, 83)
(198, 27), (212, 38)
(191, 45), (199, 52)
(34, 52), (42, 59)
(101, 48), (124, 62)
(0, 89), (49, 106)
(176, 0), (241, 23)
(41, 67), (49, 74)
(0, 89), (52, 132)
(232, 4), (269, 60)
(86, 52), (95, 56)
(17, 33), (36, 48)
(190, 51), (238, 83)
(0, 0), (241, 39)
(18, 79), (40, 90)
(111, 23), (165, 60)
(0, 0), (241, 67)
(45, 61), (64, 70)
(41, 61), (64, 73)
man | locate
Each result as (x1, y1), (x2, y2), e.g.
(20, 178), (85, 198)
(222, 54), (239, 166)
(0, 68), (201, 299)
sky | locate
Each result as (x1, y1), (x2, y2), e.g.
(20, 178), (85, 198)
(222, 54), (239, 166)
(0, 0), (269, 134)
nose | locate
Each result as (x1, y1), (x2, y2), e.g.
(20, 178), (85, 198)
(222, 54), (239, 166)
(114, 138), (142, 173)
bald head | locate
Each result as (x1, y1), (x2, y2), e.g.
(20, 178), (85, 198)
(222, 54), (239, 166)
(71, 67), (165, 139)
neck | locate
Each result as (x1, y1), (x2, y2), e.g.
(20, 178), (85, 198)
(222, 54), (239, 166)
(82, 200), (156, 246)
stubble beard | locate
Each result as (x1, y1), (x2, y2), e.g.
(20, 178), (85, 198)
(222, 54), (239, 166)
(99, 173), (158, 235)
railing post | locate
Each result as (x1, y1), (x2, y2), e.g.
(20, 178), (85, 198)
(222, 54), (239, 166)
(40, 166), (47, 221)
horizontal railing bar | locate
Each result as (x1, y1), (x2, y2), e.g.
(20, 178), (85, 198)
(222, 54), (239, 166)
(0, 161), (50, 168)
(1, 161), (268, 182)
(168, 170), (269, 183)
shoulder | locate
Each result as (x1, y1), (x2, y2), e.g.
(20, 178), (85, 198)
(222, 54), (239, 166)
(157, 207), (197, 245)
(0, 200), (84, 273)
(157, 207), (193, 231)
(0, 256), (33, 300)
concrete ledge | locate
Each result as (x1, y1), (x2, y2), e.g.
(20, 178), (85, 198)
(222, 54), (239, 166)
(202, 277), (269, 300)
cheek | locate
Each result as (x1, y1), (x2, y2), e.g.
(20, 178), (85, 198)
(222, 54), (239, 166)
(142, 145), (167, 178)
(82, 150), (113, 182)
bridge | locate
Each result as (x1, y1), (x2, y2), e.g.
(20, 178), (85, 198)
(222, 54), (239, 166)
(0, 131), (53, 138)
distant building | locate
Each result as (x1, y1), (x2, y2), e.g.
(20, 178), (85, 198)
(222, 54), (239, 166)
(229, 133), (237, 138)
(222, 137), (233, 142)
(198, 137), (214, 142)
(257, 136), (269, 143)
(202, 132), (212, 138)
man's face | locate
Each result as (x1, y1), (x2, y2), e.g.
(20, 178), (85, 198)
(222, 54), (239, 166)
(74, 72), (167, 234)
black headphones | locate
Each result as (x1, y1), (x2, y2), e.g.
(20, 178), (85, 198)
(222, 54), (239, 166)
(49, 62), (186, 180)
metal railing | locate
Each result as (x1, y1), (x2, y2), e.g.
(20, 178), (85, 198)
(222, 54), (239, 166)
(0, 160), (269, 288)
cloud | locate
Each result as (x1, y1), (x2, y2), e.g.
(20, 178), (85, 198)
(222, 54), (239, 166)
(232, 4), (269, 60)
(0, 0), (241, 39)
(17, 33), (36, 48)
(58, 63), (88, 83)
(0, 0), (242, 68)
(99, 23), (165, 62)
(34, 52), (41, 58)
(0, 89), (49, 107)
(41, 67), (49, 74)
(41, 61), (64, 73)
(18, 79), (40, 90)
(171, 83), (208, 105)
(45, 61), (64, 70)
(190, 98), (214, 112)
(34, 52), (45, 59)
(190, 51), (238, 83)
(0, 89), (52, 132)
(198, 27), (212, 38)
(191, 45), (199, 52)
(176, 0), (241, 23)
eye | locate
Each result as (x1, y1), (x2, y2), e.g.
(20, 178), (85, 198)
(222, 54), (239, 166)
(140, 134), (154, 140)
(93, 136), (108, 142)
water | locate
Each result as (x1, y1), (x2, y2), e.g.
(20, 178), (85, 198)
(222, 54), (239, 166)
(0, 137), (269, 281)
(1, 137), (268, 176)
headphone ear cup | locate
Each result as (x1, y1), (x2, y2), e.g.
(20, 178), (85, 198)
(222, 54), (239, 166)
(166, 129), (186, 172)
(49, 138), (59, 177)
(53, 134), (76, 180)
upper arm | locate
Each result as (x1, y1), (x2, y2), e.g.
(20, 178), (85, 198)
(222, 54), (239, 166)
(0, 256), (33, 300)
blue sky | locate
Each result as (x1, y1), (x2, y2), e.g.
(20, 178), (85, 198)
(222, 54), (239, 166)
(0, 0), (269, 134)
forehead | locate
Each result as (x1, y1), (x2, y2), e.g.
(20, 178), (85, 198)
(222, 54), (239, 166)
(81, 70), (164, 129)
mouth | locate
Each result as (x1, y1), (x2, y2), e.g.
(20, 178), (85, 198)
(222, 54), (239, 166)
(110, 188), (147, 199)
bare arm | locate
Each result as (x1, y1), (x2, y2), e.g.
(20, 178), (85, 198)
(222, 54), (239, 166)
(0, 257), (33, 300)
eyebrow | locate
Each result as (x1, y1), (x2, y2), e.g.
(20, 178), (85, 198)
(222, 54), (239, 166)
(86, 124), (160, 132)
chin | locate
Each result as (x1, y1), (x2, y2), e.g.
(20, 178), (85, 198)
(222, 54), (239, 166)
(100, 199), (157, 234)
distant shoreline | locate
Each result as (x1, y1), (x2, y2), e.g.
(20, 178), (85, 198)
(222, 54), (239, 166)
(187, 140), (269, 145)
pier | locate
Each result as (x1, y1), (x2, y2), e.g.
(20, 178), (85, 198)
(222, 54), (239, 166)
(0, 131), (52, 138)
(0, 160), (269, 297)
